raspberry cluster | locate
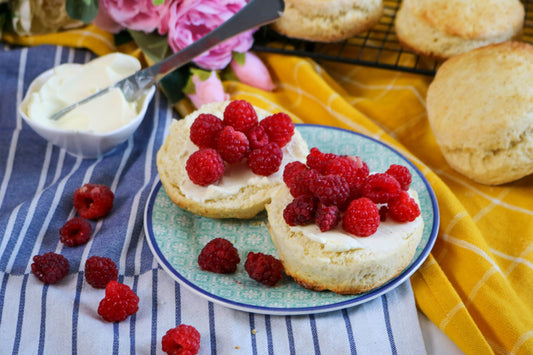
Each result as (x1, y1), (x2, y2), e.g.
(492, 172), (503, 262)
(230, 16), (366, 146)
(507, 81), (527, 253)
(282, 148), (420, 237)
(186, 100), (295, 186)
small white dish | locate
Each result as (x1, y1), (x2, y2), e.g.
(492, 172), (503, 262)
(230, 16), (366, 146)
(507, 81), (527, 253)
(19, 67), (155, 159)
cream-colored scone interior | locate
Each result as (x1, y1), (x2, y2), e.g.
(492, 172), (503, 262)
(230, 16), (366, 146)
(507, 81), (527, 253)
(266, 185), (424, 294)
(395, 0), (524, 60)
(271, 0), (383, 42)
(427, 42), (533, 185)
(156, 101), (309, 219)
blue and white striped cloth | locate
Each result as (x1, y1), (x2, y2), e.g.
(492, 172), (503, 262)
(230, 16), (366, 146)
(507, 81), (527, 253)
(0, 44), (427, 354)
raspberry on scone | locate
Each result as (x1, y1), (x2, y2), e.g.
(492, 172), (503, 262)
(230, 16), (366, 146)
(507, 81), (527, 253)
(185, 148), (225, 186)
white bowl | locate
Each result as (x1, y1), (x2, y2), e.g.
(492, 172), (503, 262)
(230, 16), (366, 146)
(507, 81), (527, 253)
(19, 67), (155, 159)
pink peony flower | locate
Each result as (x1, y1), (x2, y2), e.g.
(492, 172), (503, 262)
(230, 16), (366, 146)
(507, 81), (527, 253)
(99, 0), (170, 34)
(187, 71), (230, 109)
(166, 0), (255, 70)
(92, 3), (124, 34)
(231, 52), (275, 91)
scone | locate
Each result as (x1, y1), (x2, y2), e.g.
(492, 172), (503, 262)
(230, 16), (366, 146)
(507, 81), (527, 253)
(395, 0), (524, 60)
(271, 0), (383, 42)
(266, 185), (424, 294)
(156, 101), (308, 219)
(427, 41), (533, 185)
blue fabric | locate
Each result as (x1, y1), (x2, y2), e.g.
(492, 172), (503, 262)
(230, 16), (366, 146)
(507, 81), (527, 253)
(0, 43), (427, 354)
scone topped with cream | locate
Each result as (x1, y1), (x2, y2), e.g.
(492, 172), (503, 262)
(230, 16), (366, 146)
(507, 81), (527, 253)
(266, 148), (423, 294)
(157, 100), (308, 219)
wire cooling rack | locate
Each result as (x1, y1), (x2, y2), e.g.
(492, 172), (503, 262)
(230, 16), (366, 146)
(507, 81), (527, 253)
(252, 0), (533, 77)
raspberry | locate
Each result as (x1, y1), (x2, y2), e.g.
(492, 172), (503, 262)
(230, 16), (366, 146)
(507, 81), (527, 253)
(223, 100), (258, 133)
(162, 324), (201, 355)
(197, 238), (240, 274)
(283, 161), (307, 186)
(247, 142), (283, 176)
(85, 256), (118, 289)
(288, 168), (320, 198)
(189, 113), (224, 149)
(315, 203), (341, 232)
(385, 164), (412, 191)
(97, 281), (139, 322)
(324, 156), (369, 199)
(244, 252), (284, 287)
(361, 173), (402, 204)
(59, 217), (92, 247)
(309, 174), (350, 208)
(306, 147), (338, 174)
(31, 252), (70, 284)
(186, 148), (225, 186)
(283, 195), (316, 226)
(246, 124), (269, 150)
(259, 113), (295, 148)
(216, 126), (250, 164)
(388, 191), (421, 222)
(73, 183), (114, 220)
(342, 197), (380, 237)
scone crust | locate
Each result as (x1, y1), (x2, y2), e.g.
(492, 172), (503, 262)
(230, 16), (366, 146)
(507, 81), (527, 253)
(156, 102), (308, 218)
(266, 186), (424, 294)
(427, 41), (533, 185)
(271, 0), (383, 42)
(395, 0), (524, 60)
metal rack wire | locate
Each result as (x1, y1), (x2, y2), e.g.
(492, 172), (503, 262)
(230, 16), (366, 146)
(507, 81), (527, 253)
(252, 0), (533, 77)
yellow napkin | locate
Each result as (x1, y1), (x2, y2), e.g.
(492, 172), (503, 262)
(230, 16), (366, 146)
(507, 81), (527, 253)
(5, 26), (533, 355)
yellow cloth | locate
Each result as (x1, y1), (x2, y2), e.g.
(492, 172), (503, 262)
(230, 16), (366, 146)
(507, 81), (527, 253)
(4, 26), (533, 355)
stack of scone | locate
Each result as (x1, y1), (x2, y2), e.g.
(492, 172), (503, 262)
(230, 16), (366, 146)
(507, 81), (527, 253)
(271, 0), (384, 42)
(427, 41), (533, 185)
(395, 0), (524, 60)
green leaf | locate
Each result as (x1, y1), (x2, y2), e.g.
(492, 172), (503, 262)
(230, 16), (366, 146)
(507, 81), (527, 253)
(152, 0), (164, 5)
(128, 30), (170, 63)
(190, 68), (212, 82)
(159, 66), (190, 104)
(65, 0), (98, 23)
(232, 51), (246, 66)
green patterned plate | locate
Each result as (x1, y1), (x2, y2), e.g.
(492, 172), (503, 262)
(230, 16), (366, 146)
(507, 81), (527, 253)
(144, 124), (439, 315)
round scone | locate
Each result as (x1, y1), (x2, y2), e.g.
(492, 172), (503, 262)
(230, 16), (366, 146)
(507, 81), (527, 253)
(156, 101), (308, 219)
(427, 41), (533, 185)
(271, 0), (383, 42)
(266, 185), (424, 294)
(394, 0), (524, 60)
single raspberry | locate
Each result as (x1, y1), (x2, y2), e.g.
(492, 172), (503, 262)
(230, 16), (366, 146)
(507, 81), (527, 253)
(31, 252), (70, 284)
(387, 191), (421, 222)
(85, 256), (118, 289)
(315, 203), (341, 232)
(342, 197), (380, 237)
(283, 161), (307, 186)
(73, 183), (114, 220)
(59, 217), (92, 247)
(186, 148), (225, 186)
(386, 164), (412, 191)
(162, 324), (201, 355)
(197, 238), (240, 274)
(244, 252), (284, 287)
(216, 126), (250, 164)
(259, 113), (295, 148)
(247, 142), (283, 176)
(309, 174), (350, 208)
(246, 124), (269, 150)
(223, 100), (258, 133)
(189, 113), (224, 149)
(97, 281), (139, 322)
(288, 168), (320, 198)
(361, 173), (402, 204)
(324, 156), (369, 199)
(283, 195), (316, 226)
(306, 147), (338, 174)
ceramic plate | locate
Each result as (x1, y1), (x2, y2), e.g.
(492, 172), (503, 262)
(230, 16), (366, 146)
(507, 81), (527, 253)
(144, 124), (439, 315)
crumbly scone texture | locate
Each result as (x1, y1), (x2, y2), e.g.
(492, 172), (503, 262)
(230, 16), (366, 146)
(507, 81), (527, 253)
(265, 185), (424, 294)
(427, 41), (533, 185)
(271, 0), (383, 42)
(156, 101), (308, 219)
(394, 0), (524, 60)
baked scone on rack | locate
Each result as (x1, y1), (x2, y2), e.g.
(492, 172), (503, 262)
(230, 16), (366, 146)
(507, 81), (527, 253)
(156, 100), (308, 219)
(394, 0), (524, 61)
(271, 0), (384, 42)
